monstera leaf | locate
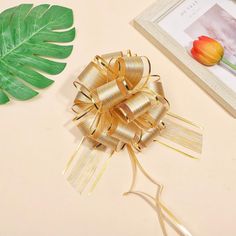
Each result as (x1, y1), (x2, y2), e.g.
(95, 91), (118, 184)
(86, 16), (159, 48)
(0, 4), (75, 104)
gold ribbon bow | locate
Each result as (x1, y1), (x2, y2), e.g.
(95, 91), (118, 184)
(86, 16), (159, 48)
(64, 50), (203, 236)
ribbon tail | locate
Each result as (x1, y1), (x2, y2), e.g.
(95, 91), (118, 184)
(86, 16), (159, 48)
(89, 150), (115, 194)
(125, 145), (192, 236)
(63, 137), (85, 175)
(126, 145), (168, 235)
(75, 149), (102, 193)
(64, 137), (114, 194)
(155, 188), (168, 236)
(156, 112), (203, 159)
(125, 145), (138, 193)
(63, 138), (99, 193)
(128, 191), (193, 236)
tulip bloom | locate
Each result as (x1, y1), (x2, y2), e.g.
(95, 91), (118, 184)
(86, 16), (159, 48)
(191, 36), (236, 71)
(191, 36), (223, 65)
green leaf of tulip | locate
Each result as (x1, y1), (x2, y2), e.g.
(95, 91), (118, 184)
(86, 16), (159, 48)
(0, 4), (75, 104)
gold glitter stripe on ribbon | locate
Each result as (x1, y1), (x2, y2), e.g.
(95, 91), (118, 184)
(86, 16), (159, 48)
(64, 50), (203, 236)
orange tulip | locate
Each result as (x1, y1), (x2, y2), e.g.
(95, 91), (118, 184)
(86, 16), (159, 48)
(191, 36), (224, 66)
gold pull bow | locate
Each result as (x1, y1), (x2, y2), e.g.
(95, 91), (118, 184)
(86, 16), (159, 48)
(64, 50), (203, 236)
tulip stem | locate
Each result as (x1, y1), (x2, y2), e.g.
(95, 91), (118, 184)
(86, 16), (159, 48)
(221, 57), (236, 71)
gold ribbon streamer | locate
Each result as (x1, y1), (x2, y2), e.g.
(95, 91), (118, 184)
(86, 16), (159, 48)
(64, 50), (203, 236)
(125, 144), (192, 236)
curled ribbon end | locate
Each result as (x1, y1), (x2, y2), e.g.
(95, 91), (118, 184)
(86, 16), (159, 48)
(123, 192), (130, 196)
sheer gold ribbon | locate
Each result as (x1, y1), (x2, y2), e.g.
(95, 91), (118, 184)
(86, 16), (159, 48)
(64, 50), (203, 236)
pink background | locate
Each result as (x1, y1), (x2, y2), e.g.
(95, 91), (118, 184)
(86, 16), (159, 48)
(0, 0), (236, 235)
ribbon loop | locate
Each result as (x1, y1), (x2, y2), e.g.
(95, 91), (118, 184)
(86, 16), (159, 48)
(114, 92), (153, 123)
(77, 61), (107, 91)
(93, 77), (128, 111)
(147, 77), (165, 97)
(116, 56), (144, 88)
(108, 119), (140, 144)
(101, 51), (124, 63)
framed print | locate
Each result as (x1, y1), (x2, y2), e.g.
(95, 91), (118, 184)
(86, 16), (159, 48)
(133, 0), (236, 118)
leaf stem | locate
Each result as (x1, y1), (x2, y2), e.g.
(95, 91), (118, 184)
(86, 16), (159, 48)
(221, 57), (236, 70)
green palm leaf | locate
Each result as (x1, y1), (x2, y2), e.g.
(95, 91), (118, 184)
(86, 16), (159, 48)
(0, 4), (75, 104)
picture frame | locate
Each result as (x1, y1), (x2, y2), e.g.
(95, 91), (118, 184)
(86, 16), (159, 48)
(133, 0), (236, 118)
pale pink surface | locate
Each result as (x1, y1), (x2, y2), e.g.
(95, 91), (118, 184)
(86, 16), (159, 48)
(0, 1), (236, 236)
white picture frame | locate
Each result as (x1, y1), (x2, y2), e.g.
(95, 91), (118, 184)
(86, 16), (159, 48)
(133, 0), (236, 118)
